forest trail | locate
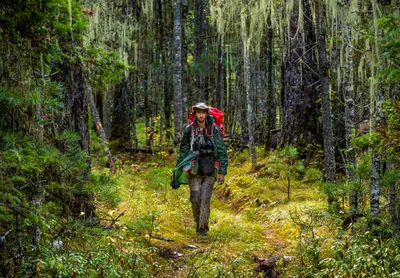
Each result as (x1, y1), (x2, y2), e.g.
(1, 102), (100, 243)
(112, 156), (314, 276)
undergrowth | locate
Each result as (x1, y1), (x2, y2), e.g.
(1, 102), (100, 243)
(5, 146), (400, 277)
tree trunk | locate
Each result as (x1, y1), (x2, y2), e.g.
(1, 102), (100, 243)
(87, 86), (114, 168)
(61, 60), (92, 216)
(132, 70), (138, 149)
(330, 10), (346, 153)
(173, 0), (183, 143)
(103, 88), (112, 141)
(156, 0), (166, 147)
(265, 18), (276, 151)
(370, 153), (381, 219)
(110, 78), (132, 150)
(388, 161), (400, 238)
(182, 0), (189, 120)
(256, 56), (266, 135)
(343, 22), (358, 215)
(316, 0), (335, 182)
(159, 59), (166, 147)
(63, 63), (90, 172)
(194, 0), (208, 101)
(282, 0), (320, 148)
(239, 42), (247, 145)
(245, 47), (256, 168)
(216, 35), (224, 110)
(226, 44), (234, 133)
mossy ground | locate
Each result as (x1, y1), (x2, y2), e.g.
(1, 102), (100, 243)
(94, 148), (328, 277)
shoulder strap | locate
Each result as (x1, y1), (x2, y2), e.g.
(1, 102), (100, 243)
(208, 123), (216, 138)
(190, 123), (194, 152)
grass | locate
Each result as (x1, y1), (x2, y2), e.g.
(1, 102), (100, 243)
(95, 148), (328, 277)
(28, 146), (340, 277)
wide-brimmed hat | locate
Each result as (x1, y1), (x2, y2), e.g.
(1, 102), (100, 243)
(193, 102), (209, 111)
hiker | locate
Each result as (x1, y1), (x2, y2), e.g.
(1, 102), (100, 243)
(172, 102), (228, 236)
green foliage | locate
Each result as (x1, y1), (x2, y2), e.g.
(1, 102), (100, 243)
(277, 145), (305, 175)
(10, 228), (150, 277)
(379, 101), (400, 158)
(88, 170), (121, 207)
(230, 149), (251, 165)
(352, 131), (381, 150)
(128, 210), (162, 245)
(303, 168), (323, 183)
(276, 145), (304, 201)
(377, 14), (400, 81)
(320, 152), (373, 213)
(85, 47), (130, 92)
(352, 101), (400, 159)
(228, 174), (257, 189)
(289, 207), (328, 276)
(317, 236), (400, 277)
(381, 168), (400, 188)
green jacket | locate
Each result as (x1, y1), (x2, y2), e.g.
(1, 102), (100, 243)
(171, 115), (228, 189)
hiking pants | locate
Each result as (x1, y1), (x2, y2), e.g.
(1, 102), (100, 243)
(189, 175), (215, 234)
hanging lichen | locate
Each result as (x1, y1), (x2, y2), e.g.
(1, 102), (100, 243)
(209, 0), (280, 55)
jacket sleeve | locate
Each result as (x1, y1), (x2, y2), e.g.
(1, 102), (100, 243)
(214, 126), (228, 175)
(176, 125), (191, 166)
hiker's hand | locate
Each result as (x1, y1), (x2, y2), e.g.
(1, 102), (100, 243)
(218, 174), (225, 185)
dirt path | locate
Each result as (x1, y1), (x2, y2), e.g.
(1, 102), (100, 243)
(116, 164), (298, 277)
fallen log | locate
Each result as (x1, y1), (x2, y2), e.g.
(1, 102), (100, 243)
(124, 146), (174, 154)
(254, 255), (296, 278)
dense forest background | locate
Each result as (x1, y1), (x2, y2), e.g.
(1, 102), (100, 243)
(1, 0), (400, 276)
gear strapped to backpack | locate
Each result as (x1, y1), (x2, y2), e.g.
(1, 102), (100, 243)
(192, 125), (216, 176)
(188, 106), (224, 176)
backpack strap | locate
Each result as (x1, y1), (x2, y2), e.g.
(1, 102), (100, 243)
(208, 123), (216, 139)
(190, 122), (195, 152)
(190, 121), (216, 152)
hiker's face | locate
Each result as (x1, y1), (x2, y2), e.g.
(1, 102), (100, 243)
(195, 109), (207, 123)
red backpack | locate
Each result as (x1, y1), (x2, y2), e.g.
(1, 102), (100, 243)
(188, 106), (225, 138)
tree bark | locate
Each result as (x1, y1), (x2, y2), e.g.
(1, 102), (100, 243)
(239, 42), (248, 145)
(110, 78), (132, 150)
(265, 18), (276, 151)
(182, 0), (189, 120)
(370, 154), (381, 219)
(63, 63), (90, 173)
(194, 0), (208, 101)
(343, 22), (358, 215)
(245, 48), (256, 168)
(388, 161), (400, 238)
(103, 88), (112, 141)
(87, 86), (114, 168)
(156, 0), (166, 147)
(173, 0), (183, 143)
(256, 56), (266, 134)
(316, 0), (335, 182)
(216, 35), (224, 110)
(132, 70), (138, 149)
(282, 0), (320, 148)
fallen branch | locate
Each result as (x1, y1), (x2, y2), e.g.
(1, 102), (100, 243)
(254, 255), (296, 277)
(86, 85), (114, 169)
(101, 210), (126, 229)
(152, 234), (174, 242)
(0, 229), (12, 247)
(109, 210), (126, 228)
(125, 146), (174, 154)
